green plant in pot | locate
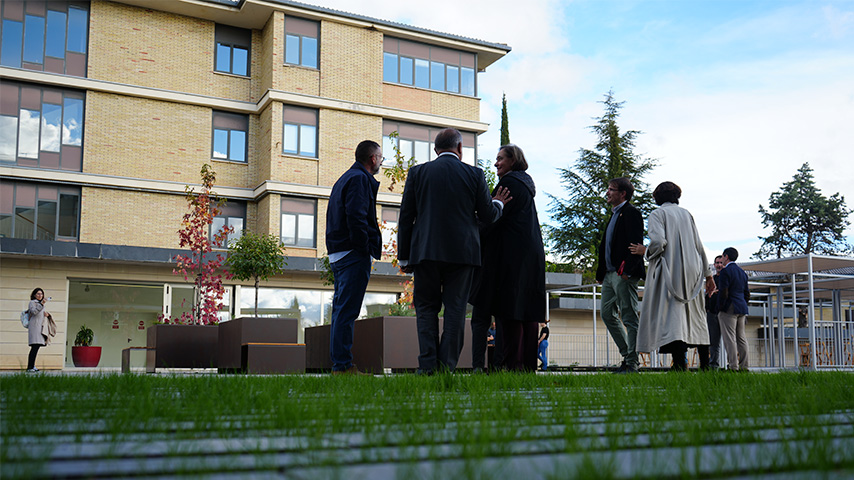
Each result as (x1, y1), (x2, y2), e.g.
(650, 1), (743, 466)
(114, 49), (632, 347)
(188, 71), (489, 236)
(71, 324), (101, 367)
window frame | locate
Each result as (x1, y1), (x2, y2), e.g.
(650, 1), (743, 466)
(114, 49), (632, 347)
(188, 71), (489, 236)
(0, 2), (89, 76)
(0, 181), (80, 241)
(282, 106), (318, 158)
(214, 24), (251, 77)
(210, 200), (246, 248)
(0, 81), (85, 171)
(383, 37), (477, 96)
(211, 111), (249, 163)
(382, 121), (478, 166)
(283, 16), (319, 69)
(280, 197), (316, 248)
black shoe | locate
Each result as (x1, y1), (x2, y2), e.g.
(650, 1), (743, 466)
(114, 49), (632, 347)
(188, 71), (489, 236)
(415, 368), (435, 376)
(612, 361), (627, 374)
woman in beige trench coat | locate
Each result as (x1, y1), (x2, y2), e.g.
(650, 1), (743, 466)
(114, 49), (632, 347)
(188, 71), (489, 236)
(630, 182), (716, 371)
(27, 287), (52, 372)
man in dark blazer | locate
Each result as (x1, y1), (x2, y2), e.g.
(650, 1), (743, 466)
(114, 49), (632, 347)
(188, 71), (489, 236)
(717, 247), (751, 371)
(397, 128), (509, 374)
(596, 177), (646, 374)
(325, 140), (383, 375)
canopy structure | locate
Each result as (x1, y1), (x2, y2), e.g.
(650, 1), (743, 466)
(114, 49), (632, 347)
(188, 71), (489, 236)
(740, 254), (854, 370)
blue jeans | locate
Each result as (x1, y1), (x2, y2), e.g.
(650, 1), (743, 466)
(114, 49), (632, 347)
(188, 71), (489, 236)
(538, 339), (548, 370)
(329, 251), (371, 372)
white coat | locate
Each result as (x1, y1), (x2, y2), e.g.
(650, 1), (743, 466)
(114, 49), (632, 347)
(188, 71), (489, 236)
(636, 203), (712, 353)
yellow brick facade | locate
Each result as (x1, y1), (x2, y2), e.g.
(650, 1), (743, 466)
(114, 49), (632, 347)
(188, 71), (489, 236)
(0, 0), (507, 370)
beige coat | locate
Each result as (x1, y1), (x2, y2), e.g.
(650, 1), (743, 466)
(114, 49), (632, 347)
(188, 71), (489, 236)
(27, 299), (48, 346)
(636, 203), (711, 353)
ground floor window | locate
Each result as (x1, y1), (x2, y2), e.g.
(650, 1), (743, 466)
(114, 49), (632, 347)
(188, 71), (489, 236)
(237, 287), (398, 342)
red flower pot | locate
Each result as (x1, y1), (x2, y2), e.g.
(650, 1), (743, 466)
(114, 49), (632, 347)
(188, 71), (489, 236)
(71, 346), (102, 367)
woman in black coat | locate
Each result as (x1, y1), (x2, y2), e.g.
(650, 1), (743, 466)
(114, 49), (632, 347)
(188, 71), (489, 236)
(470, 144), (546, 371)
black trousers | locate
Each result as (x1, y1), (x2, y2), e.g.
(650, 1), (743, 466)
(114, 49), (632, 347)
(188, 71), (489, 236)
(27, 344), (41, 370)
(470, 305), (491, 369)
(413, 261), (475, 372)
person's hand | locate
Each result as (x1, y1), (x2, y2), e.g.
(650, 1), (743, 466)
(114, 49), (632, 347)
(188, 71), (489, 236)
(492, 186), (512, 205)
(400, 265), (414, 274)
(621, 274), (629, 280)
(40, 299), (46, 305)
(705, 276), (717, 297)
(629, 243), (646, 255)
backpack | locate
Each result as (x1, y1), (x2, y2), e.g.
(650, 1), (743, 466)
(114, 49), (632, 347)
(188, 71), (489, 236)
(21, 310), (29, 329)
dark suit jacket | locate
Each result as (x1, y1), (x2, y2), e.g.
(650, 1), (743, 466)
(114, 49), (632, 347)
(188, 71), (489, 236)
(397, 154), (501, 266)
(595, 202), (646, 282)
(325, 161), (381, 259)
(717, 262), (750, 315)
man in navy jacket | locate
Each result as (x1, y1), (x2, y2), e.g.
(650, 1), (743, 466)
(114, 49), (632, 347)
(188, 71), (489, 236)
(325, 140), (383, 375)
(717, 247), (751, 371)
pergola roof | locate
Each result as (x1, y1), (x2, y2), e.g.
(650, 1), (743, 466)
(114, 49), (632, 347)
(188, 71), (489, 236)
(740, 254), (854, 300)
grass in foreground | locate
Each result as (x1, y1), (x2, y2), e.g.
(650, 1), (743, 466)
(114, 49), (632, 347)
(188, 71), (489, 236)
(1, 371), (853, 479)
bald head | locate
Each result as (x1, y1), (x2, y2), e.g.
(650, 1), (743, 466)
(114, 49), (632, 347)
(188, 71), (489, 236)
(434, 128), (463, 157)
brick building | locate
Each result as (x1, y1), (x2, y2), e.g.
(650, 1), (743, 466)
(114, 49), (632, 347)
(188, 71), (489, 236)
(0, 0), (510, 369)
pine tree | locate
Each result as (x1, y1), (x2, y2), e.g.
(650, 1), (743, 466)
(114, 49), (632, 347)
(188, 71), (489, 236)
(546, 91), (656, 275)
(500, 93), (510, 146)
(756, 163), (852, 258)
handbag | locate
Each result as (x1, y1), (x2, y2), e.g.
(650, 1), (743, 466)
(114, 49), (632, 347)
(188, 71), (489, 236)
(21, 310), (29, 329)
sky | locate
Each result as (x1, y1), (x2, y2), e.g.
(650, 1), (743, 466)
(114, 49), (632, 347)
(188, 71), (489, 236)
(318, 0), (854, 261)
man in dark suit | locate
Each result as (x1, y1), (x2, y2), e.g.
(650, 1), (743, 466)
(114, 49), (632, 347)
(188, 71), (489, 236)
(397, 128), (509, 374)
(717, 247), (751, 371)
(325, 140), (383, 375)
(596, 177), (645, 374)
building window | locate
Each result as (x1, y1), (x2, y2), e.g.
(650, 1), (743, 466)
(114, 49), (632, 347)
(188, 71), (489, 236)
(211, 201), (246, 247)
(0, 81), (84, 170)
(214, 24), (250, 76)
(284, 16), (318, 69)
(381, 207), (399, 253)
(383, 37), (476, 96)
(0, 1), (88, 76)
(211, 111), (248, 162)
(282, 106), (317, 158)
(0, 181), (80, 241)
(382, 121), (477, 166)
(281, 197), (315, 248)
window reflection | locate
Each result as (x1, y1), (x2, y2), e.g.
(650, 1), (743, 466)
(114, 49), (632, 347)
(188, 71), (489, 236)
(67, 7), (88, 54)
(45, 11), (67, 59)
(1, 20), (23, 68)
(0, 116), (18, 161)
(23, 15), (45, 64)
(62, 98), (83, 146)
(41, 104), (62, 153)
(18, 109), (40, 159)
(239, 287), (398, 341)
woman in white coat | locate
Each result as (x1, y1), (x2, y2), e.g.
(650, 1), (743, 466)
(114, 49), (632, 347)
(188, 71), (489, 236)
(630, 182), (716, 371)
(26, 287), (51, 372)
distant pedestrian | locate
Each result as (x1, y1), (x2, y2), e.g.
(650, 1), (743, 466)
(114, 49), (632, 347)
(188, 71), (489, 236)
(699, 255), (724, 370)
(326, 140), (384, 375)
(26, 288), (53, 372)
(717, 247), (751, 372)
(537, 322), (550, 371)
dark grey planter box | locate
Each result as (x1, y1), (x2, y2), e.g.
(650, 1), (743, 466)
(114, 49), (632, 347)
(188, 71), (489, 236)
(146, 324), (219, 371)
(217, 317), (298, 372)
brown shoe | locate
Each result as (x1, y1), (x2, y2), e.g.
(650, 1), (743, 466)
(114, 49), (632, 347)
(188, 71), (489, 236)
(332, 365), (368, 376)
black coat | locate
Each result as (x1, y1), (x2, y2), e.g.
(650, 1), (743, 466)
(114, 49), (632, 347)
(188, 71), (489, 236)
(470, 171), (546, 322)
(397, 154), (501, 266)
(595, 202), (646, 282)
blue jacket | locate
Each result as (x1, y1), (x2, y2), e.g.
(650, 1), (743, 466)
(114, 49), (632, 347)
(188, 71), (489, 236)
(325, 162), (381, 259)
(717, 262), (750, 315)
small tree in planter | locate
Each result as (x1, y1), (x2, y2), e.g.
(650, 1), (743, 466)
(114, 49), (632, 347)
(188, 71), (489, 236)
(71, 324), (101, 367)
(170, 164), (233, 325)
(226, 231), (287, 317)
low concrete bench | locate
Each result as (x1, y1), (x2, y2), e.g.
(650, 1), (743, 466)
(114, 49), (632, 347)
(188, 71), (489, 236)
(241, 343), (306, 374)
(121, 346), (154, 373)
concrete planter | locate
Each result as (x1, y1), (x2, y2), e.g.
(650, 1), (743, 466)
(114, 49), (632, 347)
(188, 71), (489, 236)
(146, 324), (219, 370)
